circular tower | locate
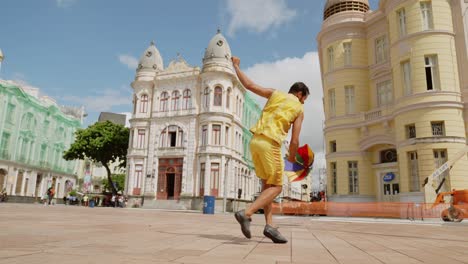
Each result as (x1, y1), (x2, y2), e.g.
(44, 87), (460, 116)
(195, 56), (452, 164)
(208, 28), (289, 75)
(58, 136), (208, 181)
(318, 0), (372, 202)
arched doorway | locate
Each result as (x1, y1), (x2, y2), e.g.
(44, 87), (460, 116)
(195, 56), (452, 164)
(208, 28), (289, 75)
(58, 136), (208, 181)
(157, 158), (183, 200)
(35, 174), (43, 198)
(15, 170), (24, 195)
(0, 169), (7, 192)
(166, 167), (175, 199)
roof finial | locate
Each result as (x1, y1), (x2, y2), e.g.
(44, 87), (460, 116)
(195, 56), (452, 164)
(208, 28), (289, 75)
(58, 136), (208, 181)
(217, 27), (221, 34)
(150, 40), (155, 46)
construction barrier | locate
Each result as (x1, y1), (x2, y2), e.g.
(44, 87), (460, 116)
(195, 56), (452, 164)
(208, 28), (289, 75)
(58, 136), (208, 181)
(271, 201), (468, 220)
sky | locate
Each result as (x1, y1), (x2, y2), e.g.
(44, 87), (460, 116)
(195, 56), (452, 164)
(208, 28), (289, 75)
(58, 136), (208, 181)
(1, 0), (380, 185)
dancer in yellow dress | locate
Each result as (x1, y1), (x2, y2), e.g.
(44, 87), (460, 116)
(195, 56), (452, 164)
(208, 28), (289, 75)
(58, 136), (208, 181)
(232, 56), (309, 243)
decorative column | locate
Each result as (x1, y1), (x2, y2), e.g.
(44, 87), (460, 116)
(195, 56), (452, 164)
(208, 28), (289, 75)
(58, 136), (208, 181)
(204, 155), (211, 196)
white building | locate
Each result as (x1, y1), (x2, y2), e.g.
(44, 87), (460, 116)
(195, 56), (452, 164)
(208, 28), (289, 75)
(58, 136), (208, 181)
(125, 31), (263, 209)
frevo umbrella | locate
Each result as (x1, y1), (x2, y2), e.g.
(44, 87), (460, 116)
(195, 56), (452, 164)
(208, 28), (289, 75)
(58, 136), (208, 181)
(284, 144), (314, 182)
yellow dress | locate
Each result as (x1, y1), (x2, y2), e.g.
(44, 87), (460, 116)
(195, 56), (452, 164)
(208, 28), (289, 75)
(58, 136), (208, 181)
(250, 90), (304, 186)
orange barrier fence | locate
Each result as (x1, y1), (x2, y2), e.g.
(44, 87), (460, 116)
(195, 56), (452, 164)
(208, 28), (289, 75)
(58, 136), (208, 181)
(271, 201), (468, 220)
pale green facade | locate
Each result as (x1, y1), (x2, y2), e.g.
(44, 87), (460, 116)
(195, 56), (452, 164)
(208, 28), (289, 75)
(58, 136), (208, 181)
(0, 81), (83, 198)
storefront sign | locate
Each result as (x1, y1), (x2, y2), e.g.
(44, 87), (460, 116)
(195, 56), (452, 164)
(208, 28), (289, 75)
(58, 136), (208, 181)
(383, 172), (395, 182)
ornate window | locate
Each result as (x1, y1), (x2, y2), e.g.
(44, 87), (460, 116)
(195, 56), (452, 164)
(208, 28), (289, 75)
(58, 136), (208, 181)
(433, 149), (449, 192)
(348, 161), (359, 194)
(327, 46), (334, 71)
(225, 126), (230, 146)
(160, 125), (184, 148)
(328, 89), (336, 117)
(201, 125), (208, 146)
(331, 162), (337, 194)
(137, 129), (146, 148)
(330, 141), (336, 153)
(345, 86), (355, 114)
(182, 89), (191, 110)
(401, 61), (412, 95)
(397, 8), (407, 37)
(212, 125), (221, 145)
(343, 42), (352, 66)
(199, 163), (205, 195)
(214, 86), (222, 106)
(140, 94), (148, 113)
(160, 92), (169, 112)
(203, 87), (210, 108)
(211, 163), (220, 196)
(406, 124), (416, 139)
(375, 36), (388, 64)
(408, 152), (420, 192)
(21, 113), (35, 131)
(431, 121), (445, 136)
(171, 91), (180, 111)
(425, 55), (440, 90)
(377, 80), (393, 107)
(421, 2), (433, 30)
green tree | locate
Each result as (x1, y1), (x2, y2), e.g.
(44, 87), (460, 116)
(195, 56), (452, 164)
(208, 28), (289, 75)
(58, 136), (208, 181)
(102, 174), (126, 192)
(63, 121), (129, 195)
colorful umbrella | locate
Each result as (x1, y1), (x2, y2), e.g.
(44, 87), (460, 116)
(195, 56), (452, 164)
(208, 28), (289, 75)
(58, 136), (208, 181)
(284, 144), (314, 182)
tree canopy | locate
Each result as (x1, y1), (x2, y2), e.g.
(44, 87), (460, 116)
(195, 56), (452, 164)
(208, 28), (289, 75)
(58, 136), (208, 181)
(63, 121), (129, 194)
(102, 174), (126, 193)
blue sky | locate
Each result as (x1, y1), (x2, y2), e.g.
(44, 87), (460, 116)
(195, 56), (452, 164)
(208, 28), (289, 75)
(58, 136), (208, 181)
(1, 0), (380, 153)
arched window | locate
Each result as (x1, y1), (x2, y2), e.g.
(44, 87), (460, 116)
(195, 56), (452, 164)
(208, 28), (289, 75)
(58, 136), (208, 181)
(203, 87), (210, 108)
(160, 92), (169, 112)
(133, 95), (138, 114)
(182, 89), (192, 110)
(226, 88), (231, 109)
(171, 91), (180, 111)
(214, 86), (222, 106)
(21, 113), (35, 131)
(140, 94), (148, 113)
(160, 125), (184, 148)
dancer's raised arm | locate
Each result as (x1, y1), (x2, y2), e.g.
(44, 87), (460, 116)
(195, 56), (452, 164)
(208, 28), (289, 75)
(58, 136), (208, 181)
(232, 56), (274, 99)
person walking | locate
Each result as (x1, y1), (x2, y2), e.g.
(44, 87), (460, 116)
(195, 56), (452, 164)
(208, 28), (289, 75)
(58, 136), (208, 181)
(231, 56), (309, 244)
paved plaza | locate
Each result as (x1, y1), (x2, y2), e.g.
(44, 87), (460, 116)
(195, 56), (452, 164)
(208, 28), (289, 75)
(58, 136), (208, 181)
(1, 203), (468, 264)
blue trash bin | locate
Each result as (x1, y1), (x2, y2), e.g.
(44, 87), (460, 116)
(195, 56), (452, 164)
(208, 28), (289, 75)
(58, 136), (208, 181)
(89, 200), (95, 208)
(203, 195), (215, 214)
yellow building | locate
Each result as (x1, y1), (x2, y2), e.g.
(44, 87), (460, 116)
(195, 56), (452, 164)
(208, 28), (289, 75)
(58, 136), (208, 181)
(318, 0), (468, 203)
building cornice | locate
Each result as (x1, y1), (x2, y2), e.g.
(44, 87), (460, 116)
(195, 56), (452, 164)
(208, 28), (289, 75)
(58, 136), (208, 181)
(397, 136), (467, 148)
(359, 134), (396, 151)
(325, 98), (464, 133)
(326, 151), (367, 159)
(323, 65), (369, 79)
(390, 30), (455, 48)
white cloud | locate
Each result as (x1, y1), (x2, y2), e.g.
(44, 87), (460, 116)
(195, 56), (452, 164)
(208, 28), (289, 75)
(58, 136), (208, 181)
(61, 89), (132, 112)
(119, 54), (139, 70)
(244, 51), (325, 153)
(225, 0), (297, 36)
(56, 0), (76, 8)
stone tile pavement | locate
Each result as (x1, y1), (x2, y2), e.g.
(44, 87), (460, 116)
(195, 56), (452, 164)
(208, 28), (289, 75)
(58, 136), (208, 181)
(1, 203), (468, 264)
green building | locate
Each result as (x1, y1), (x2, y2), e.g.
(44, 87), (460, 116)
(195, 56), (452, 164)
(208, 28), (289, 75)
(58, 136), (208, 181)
(0, 80), (84, 199)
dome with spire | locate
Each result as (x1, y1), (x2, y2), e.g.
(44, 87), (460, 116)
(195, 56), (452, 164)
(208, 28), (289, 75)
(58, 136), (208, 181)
(137, 41), (164, 72)
(203, 29), (232, 64)
(323, 0), (369, 20)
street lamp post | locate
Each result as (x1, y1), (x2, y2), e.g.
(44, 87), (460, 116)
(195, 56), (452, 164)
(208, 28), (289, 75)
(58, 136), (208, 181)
(223, 157), (230, 213)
